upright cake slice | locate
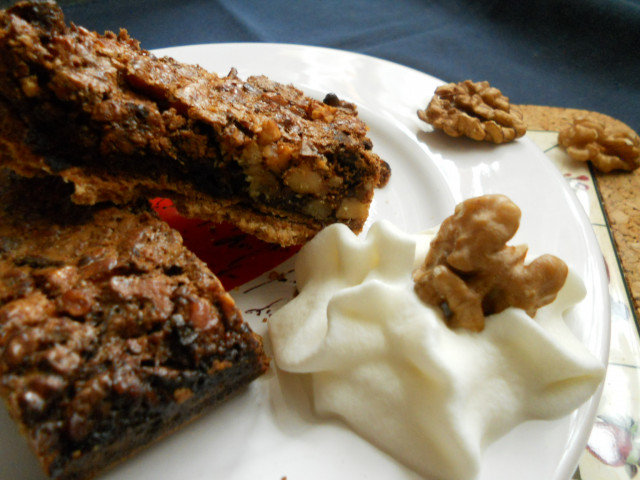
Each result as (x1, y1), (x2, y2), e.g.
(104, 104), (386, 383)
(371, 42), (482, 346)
(0, 1), (390, 246)
(0, 172), (269, 479)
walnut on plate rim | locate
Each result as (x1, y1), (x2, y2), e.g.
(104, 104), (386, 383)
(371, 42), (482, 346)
(418, 80), (527, 144)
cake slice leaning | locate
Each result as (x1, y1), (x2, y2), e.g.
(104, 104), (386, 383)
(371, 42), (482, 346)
(0, 171), (269, 480)
(0, 1), (390, 246)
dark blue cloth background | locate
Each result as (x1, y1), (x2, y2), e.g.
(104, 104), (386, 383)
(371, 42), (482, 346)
(52, 0), (640, 131)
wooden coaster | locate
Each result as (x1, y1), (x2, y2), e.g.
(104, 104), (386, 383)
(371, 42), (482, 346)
(518, 104), (640, 322)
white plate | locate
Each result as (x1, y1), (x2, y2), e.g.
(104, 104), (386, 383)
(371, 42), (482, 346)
(0, 43), (609, 480)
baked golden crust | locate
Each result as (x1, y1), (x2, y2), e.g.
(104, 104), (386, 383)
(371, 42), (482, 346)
(0, 1), (390, 246)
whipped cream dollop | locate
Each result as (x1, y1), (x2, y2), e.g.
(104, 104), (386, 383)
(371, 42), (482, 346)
(268, 220), (605, 480)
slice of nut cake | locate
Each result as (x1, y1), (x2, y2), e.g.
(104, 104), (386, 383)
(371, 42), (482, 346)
(0, 172), (269, 480)
(0, 1), (390, 246)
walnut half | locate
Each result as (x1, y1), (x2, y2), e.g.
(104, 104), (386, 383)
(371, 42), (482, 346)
(418, 80), (526, 144)
(413, 195), (568, 331)
(558, 117), (640, 173)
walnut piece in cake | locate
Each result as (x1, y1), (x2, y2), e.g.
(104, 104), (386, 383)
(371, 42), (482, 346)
(413, 195), (568, 331)
(418, 80), (526, 144)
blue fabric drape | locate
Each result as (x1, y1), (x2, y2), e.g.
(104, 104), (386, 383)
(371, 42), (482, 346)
(60, 0), (640, 130)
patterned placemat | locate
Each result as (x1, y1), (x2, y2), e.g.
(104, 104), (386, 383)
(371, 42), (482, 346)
(518, 106), (640, 480)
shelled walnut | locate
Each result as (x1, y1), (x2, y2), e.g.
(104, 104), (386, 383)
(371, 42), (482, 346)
(413, 195), (568, 331)
(558, 117), (640, 172)
(418, 80), (526, 144)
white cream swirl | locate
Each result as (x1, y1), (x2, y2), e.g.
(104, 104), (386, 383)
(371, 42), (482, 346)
(268, 220), (604, 480)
